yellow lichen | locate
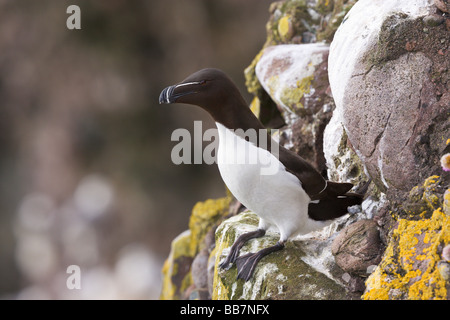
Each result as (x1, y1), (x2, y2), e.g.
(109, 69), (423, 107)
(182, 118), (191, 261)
(211, 239), (231, 300)
(363, 208), (450, 300)
(250, 96), (260, 118)
(160, 230), (192, 300)
(279, 75), (314, 111)
(444, 189), (450, 215)
(423, 175), (439, 188)
(160, 196), (231, 300)
(160, 259), (176, 299)
(189, 197), (231, 256)
(244, 49), (265, 95)
(278, 15), (293, 40)
(296, 76), (313, 96)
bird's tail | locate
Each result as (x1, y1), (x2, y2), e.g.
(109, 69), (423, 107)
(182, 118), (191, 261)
(308, 179), (371, 221)
(345, 179), (372, 198)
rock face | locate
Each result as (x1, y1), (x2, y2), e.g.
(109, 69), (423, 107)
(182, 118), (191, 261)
(332, 219), (383, 276)
(363, 195), (450, 300)
(256, 44), (331, 124)
(160, 0), (450, 300)
(325, 0), (450, 300)
(244, 0), (359, 129)
(212, 211), (349, 300)
(255, 44), (334, 174)
(160, 197), (230, 300)
(327, 0), (450, 192)
(160, 230), (193, 300)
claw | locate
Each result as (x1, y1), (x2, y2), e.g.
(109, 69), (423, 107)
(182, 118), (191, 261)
(219, 229), (265, 270)
(235, 242), (285, 281)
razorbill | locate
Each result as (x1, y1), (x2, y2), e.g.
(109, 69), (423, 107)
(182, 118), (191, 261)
(159, 68), (369, 281)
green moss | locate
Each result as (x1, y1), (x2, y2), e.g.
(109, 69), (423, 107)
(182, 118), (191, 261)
(316, 0), (334, 15)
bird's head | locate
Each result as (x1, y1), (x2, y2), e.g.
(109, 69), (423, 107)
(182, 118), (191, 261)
(159, 68), (246, 119)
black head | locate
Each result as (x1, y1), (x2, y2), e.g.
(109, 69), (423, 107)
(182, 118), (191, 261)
(159, 68), (247, 120)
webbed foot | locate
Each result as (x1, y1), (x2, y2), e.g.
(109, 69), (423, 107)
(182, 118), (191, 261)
(219, 229), (265, 270)
(235, 241), (285, 281)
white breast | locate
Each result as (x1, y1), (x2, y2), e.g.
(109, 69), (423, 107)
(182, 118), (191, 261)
(215, 122), (327, 240)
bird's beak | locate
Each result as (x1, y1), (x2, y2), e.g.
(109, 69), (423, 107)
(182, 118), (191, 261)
(159, 85), (176, 104)
(159, 81), (201, 104)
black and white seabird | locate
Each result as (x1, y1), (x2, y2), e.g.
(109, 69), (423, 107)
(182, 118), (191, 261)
(159, 68), (368, 281)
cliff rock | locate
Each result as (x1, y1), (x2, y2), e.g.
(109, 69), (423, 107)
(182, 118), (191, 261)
(160, 0), (450, 300)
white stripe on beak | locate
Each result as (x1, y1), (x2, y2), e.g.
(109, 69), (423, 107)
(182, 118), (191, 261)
(174, 81), (202, 89)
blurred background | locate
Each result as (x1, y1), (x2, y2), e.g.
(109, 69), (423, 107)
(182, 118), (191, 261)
(0, 0), (272, 299)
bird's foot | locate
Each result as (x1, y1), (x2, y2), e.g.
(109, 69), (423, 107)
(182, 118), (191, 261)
(235, 241), (285, 281)
(219, 229), (265, 270)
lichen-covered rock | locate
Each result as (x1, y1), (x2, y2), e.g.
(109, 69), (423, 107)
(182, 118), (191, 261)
(255, 43), (335, 173)
(160, 197), (231, 300)
(212, 211), (358, 300)
(256, 43), (331, 124)
(188, 197), (231, 256)
(191, 249), (210, 299)
(398, 175), (448, 220)
(161, 0), (449, 301)
(244, 0), (359, 129)
(362, 175), (450, 300)
(263, 0), (358, 47)
(323, 111), (368, 186)
(328, 0), (450, 193)
(315, 0), (359, 42)
(160, 230), (193, 300)
(444, 188), (450, 215)
(332, 219), (383, 276)
(363, 207), (450, 300)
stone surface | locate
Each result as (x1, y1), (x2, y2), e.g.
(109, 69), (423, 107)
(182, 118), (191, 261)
(160, 230), (193, 300)
(188, 197), (231, 256)
(435, 0), (450, 13)
(362, 175), (450, 300)
(160, 197), (230, 300)
(255, 43), (335, 173)
(363, 206), (450, 300)
(327, 0), (450, 193)
(161, 0), (450, 301)
(323, 111), (368, 186)
(445, 188), (450, 215)
(244, 0), (359, 129)
(256, 43), (331, 124)
(191, 249), (210, 299)
(332, 219), (383, 276)
(397, 175), (447, 220)
(212, 211), (351, 300)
